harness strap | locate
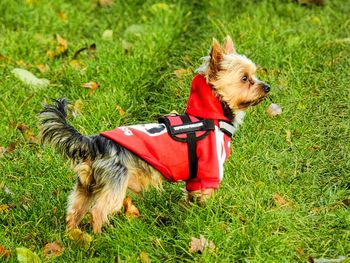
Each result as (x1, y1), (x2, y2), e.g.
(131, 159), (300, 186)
(219, 121), (235, 137)
(179, 115), (198, 180)
(158, 114), (235, 181)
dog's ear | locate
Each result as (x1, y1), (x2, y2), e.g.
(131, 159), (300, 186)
(223, 35), (236, 54)
(208, 38), (223, 80)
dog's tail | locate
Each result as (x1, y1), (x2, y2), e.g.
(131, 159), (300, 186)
(38, 98), (98, 162)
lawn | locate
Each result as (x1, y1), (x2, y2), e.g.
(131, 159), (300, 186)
(0, 0), (349, 262)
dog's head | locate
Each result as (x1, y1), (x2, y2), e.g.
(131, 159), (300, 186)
(198, 36), (270, 112)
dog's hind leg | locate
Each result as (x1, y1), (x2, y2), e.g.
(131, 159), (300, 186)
(89, 159), (130, 233)
(66, 182), (93, 230)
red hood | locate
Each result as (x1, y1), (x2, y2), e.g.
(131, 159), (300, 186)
(185, 74), (231, 122)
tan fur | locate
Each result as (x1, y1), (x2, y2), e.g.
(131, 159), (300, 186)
(127, 159), (163, 194)
(73, 160), (92, 187)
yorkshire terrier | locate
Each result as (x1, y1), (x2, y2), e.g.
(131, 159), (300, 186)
(39, 36), (270, 233)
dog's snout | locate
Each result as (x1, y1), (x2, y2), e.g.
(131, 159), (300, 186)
(263, 84), (270, 93)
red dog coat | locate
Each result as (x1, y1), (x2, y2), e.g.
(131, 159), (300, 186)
(100, 74), (234, 191)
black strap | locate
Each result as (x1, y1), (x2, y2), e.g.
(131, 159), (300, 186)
(179, 115), (198, 180)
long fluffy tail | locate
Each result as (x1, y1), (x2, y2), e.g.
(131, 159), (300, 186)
(38, 98), (97, 161)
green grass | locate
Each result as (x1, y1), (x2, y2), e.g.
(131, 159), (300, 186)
(1, 0), (349, 262)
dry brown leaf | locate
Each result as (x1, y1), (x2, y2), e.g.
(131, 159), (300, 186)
(67, 228), (92, 249)
(17, 123), (29, 132)
(82, 81), (100, 91)
(139, 251), (151, 263)
(123, 197), (140, 218)
(47, 34), (68, 58)
(43, 242), (64, 257)
(174, 68), (192, 77)
(0, 142), (16, 157)
(273, 193), (290, 207)
(0, 245), (11, 258)
(115, 105), (126, 116)
(189, 235), (216, 254)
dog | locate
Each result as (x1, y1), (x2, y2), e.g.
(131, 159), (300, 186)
(38, 36), (270, 233)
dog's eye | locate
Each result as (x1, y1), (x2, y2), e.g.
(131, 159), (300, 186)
(242, 76), (248, 82)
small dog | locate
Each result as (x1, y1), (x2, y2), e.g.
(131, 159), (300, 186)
(39, 36), (270, 233)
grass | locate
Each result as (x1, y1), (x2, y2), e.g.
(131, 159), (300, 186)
(0, 0), (349, 262)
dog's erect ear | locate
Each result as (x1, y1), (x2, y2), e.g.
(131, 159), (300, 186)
(223, 35), (236, 54)
(208, 38), (224, 80)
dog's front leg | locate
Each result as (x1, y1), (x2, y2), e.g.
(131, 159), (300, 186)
(187, 188), (216, 205)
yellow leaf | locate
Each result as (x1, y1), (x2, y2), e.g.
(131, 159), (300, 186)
(47, 34), (68, 58)
(36, 64), (49, 73)
(139, 251), (151, 263)
(67, 228), (92, 250)
(16, 247), (41, 263)
(0, 204), (10, 212)
(115, 105), (126, 116)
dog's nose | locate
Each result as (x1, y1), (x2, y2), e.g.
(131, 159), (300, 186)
(263, 84), (270, 93)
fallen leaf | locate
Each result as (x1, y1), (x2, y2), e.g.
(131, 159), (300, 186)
(102, 29), (113, 40)
(0, 204), (10, 213)
(47, 34), (68, 58)
(139, 251), (151, 263)
(341, 199), (350, 207)
(16, 247), (41, 263)
(69, 59), (84, 70)
(58, 12), (68, 22)
(266, 103), (282, 116)
(17, 123), (29, 132)
(25, 131), (39, 144)
(189, 235), (216, 254)
(123, 196), (140, 218)
(98, 0), (113, 7)
(43, 242), (64, 257)
(115, 105), (125, 116)
(0, 245), (11, 258)
(313, 256), (346, 263)
(36, 64), (49, 73)
(12, 68), (50, 88)
(67, 228), (92, 250)
(82, 81), (100, 91)
(273, 193), (290, 207)
(174, 68), (192, 77)
(286, 130), (292, 144)
(0, 142), (16, 157)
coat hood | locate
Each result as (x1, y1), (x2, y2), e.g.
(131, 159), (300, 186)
(185, 74), (232, 122)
